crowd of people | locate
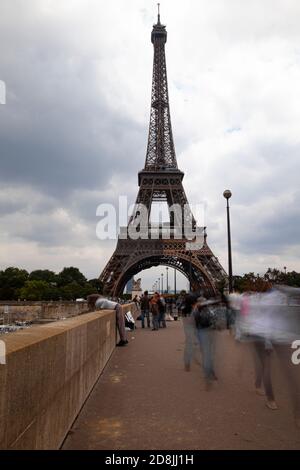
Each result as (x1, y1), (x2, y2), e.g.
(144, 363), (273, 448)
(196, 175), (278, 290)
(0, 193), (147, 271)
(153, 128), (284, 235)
(134, 291), (169, 330)
(88, 284), (300, 426)
(177, 284), (300, 427)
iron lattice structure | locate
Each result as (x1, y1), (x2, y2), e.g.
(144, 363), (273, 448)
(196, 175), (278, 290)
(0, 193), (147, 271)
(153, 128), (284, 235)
(99, 12), (226, 297)
(145, 18), (177, 171)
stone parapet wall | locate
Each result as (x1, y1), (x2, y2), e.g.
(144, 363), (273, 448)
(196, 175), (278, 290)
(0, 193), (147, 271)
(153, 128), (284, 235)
(0, 301), (89, 323)
(0, 303), (137, 450)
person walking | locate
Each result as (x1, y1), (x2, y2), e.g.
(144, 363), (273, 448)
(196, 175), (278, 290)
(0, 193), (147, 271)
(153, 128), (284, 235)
(181, 293), (199, 371)
(158, 295), (166, 328)
(253, 339), (277, 409)
(234, 289), (278, 410)
(193, 298), (218, 383)
(150, 292), (160, 331)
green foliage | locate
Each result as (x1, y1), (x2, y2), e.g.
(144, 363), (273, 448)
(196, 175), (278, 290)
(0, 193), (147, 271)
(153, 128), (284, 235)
(88, 278), (103, 293)
(20, 280), (51, 301)
(0, 267), (29, 300)
(29, 269), (57, 284)
(1, 264), (299, 301)
(284, 271), (300, 287)
(233, 267), (300, 292)
(120, 293), (131, 301)
(216, 277), (227, 294)
(60, 282), (83, 300)
(56, 267), (86, 287)
(0, 266), (101, 301)
(233, 273), (270, 292)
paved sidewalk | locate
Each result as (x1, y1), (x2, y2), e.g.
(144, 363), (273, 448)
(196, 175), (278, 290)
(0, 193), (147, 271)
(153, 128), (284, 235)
(63, 320), (300, 450)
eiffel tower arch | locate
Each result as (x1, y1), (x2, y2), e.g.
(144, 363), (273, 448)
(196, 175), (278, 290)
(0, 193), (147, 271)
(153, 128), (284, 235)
(99, 10), (226, 297)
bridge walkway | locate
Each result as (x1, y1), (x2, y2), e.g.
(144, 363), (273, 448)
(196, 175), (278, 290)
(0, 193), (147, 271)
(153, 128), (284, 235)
(63, 319), (300, 450)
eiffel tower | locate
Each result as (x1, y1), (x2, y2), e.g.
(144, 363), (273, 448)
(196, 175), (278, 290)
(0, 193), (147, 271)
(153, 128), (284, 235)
(99, 8), (226, 297)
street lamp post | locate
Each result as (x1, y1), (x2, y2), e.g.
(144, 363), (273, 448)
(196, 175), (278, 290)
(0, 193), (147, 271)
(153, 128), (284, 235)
(161, 273), (164, 294)
(223, 189), (233, 293)
(174, 268), (177, 295)
(189, 250), (192, 292)
(166, 267), (169, 293)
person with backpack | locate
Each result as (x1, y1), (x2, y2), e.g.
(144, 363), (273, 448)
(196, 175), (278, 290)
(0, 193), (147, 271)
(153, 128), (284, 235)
(181, 292), (199, 371)
(193, 298), (218, 383)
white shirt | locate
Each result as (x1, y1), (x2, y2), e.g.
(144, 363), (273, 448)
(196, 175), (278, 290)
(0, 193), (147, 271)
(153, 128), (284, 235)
(95, 298), (118, 310)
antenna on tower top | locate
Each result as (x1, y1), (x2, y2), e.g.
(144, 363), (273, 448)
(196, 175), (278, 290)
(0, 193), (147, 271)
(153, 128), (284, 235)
(157, 3), (161, 24)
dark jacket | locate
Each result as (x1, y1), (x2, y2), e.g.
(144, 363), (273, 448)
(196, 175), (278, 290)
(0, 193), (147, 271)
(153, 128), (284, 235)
(140, 295), (150, 310)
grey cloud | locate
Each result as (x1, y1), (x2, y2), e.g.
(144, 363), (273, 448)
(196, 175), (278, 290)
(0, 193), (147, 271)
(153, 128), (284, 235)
(1, 0), (300, 279)
(236, 191), (300, 255)
(0, 1), (146, 204)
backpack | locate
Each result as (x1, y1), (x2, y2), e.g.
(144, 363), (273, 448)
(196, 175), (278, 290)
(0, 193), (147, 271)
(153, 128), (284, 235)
(124, 311), (135, 330)
(194, 305), (216, 329)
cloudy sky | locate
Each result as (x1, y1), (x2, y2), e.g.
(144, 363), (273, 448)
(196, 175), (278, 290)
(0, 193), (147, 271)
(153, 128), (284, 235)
(0, 0), (300, 290)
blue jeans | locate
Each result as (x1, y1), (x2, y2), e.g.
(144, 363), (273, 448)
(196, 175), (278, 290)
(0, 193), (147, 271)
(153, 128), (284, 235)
(182, 316), (197, 367)
(196, 328), (216, 379)
(141, 309), (150, 328)
(152, 315), (159, 330)
(158, 311), (166, 328)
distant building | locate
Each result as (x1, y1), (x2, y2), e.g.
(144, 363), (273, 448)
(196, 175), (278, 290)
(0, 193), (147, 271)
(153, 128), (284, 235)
(126, 278), (134, 295)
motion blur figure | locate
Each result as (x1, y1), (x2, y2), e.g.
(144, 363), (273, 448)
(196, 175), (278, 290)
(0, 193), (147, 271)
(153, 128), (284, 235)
(232, 290), (278, 409)
(193, 298), (219, 385)
(270, 286), (300, 427)
(232, 286), (300, 424)
(180, 293), (199, 371)
(140, 290), (150, 328)
(158, 295), (166, 328)
(150, 292), (160, 331)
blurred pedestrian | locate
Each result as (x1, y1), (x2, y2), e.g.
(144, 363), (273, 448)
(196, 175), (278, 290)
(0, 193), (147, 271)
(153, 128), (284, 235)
(150, 292), (160, 331)
(193, 298), (218, 384)
(158, 295), (166, 328)
(140, 290), (150, 328)
(181, 293), (199, 371)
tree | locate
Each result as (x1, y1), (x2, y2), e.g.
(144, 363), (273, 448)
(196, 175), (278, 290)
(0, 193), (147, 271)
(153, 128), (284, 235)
(56, 267), (86, 287)
(60, 282), (85, 300)
(285, 271), (300, 287)
(233, 272), (270, 293)
(20, 280), (50, 301)
(29, 269), (57, 284)
(216, 277), (227, 294)
(0, 267), (29, 300)
(88, 278), (103, 293)
(264, 268), (284, 283)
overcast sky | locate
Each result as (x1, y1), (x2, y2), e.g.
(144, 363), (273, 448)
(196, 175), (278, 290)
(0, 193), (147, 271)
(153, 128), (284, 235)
(0, 0), (300, 290)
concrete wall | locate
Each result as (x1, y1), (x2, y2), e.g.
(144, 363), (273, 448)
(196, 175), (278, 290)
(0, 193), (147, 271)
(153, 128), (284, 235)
(0, 301), (89, 323)
(0, 303), (138, 450)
